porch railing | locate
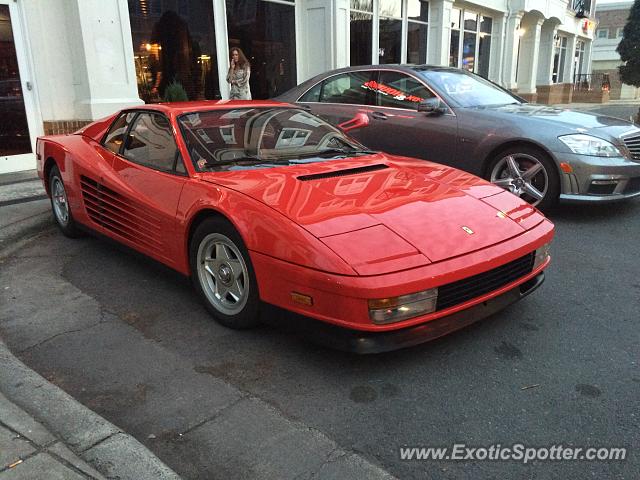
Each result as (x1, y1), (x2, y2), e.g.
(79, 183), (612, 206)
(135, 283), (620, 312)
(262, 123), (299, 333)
(573, 73), (611, 92)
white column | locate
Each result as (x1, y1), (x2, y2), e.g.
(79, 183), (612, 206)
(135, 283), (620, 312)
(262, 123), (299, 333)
(563, 34), (577, 84)
(73, 0), (143, 119)
(583, 38), (593, 75)
(489, 13), (506, 83)
(213, 0), (230, 100)
(516, 16), (544, 94)
(501, 12), (523, 90)
(298, 0), (348, 81)
(536, 21), (558, 87)
(427, 0), (454, 65)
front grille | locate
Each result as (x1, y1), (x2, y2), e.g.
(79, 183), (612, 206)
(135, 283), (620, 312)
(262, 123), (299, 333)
(623, 134), (640, 160)
(624, 177), (640, 194)
(436, 252), (535, 311)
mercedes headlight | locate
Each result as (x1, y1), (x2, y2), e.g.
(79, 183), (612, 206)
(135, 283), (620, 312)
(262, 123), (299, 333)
(558, 134), (622, 157)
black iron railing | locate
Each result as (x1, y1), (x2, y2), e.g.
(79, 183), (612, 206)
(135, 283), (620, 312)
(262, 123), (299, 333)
(573, 73), (611, 91)
(571, 0), (592, 18)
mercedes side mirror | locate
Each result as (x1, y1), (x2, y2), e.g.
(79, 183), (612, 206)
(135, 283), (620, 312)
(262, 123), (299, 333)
(417, 98), (446, 116)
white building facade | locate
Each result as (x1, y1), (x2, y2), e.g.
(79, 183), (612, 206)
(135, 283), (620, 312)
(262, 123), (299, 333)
(1, 0), (596, 174)
(592, 0), (639, 100)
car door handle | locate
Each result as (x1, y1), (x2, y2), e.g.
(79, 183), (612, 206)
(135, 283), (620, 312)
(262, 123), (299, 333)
(371, 112), (388, 120)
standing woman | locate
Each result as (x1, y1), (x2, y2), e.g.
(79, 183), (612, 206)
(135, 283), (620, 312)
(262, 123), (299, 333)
(226, 47), (251, 100)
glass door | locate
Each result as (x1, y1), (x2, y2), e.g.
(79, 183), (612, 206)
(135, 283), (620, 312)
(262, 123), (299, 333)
(0, 1), (38, 173)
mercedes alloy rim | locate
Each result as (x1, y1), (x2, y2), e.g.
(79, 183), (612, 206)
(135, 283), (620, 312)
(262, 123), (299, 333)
(51, 176), (70, 225)
(490, 154), (548, 206)
(196, 233), (249, 315)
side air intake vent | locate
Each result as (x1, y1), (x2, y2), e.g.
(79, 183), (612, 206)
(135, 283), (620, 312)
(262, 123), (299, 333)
(297, 164), (388, 182)
(80, 175), (163, 254)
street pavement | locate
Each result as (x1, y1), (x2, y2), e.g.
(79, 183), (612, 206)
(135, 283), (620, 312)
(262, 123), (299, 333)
(0, 101), (638, 479)
(2, 199), (639, 480)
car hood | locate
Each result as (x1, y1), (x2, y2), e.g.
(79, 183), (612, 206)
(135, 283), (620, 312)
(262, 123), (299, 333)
(198, 154), (546, 275)
(474, 103), (636, 135)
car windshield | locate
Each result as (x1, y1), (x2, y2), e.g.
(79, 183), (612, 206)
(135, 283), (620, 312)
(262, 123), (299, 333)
(178, 107), (373, 171)
(417, 69), (522, 108)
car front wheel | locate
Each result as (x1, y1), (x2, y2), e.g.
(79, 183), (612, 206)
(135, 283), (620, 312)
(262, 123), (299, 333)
(190, 217), (260, 329)
(49, 165), (81, 237)
(488, 146), (559, 210)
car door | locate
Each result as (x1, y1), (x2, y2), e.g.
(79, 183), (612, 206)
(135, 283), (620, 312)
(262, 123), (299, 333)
(297, 70), (381, 148)
(99, 111), (188, 268)
(366, 70), (459, 164)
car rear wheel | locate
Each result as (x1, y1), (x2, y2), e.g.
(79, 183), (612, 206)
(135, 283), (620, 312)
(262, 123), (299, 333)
(488, 146), (559, 210)
(190, 217), (260, 329)
(49, 165), (81, 237)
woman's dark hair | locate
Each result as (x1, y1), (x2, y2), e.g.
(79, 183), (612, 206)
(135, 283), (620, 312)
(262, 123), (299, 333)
(230, 47), (249, 68)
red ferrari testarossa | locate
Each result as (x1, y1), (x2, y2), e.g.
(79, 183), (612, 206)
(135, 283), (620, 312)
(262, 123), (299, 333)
(37, 101), (553, 353)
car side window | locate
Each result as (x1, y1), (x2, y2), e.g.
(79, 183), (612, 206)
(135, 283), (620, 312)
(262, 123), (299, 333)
(103, 112), (136, 154)
(318, 71), (374, 106)
(299, 82), (321, 102)
(122, 113), (179, 172)
(375, 71), (435, 109)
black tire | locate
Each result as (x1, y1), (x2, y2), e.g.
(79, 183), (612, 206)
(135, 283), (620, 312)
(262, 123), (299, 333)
(189, 216), (260, 329)
(486, 145), (560, 210)
(48, 165), (81, 237)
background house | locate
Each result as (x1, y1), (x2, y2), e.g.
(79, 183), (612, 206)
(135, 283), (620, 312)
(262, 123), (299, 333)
(592, 0), (640, 101)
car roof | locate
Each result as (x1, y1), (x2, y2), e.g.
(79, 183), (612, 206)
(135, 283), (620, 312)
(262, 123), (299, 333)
(305, 64), (462, 76)
(134, 100), (293, 115)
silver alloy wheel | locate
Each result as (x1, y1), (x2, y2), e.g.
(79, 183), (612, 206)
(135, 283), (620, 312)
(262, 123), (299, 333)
(51, 175), (70, 226)
(196, 233), (249, 316)
(490, 153), (549, 206)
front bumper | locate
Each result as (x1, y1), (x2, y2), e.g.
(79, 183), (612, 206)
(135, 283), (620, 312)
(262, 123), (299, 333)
(250, 219), (553, 333)
(554, 152), (640, 202)
(276, 272), (545, 354)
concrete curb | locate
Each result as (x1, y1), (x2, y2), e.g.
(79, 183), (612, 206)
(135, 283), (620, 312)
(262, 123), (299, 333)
(0, 338), (182, 480)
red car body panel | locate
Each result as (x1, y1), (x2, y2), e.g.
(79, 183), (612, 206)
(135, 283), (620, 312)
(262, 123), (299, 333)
(36, 100), (554, 337)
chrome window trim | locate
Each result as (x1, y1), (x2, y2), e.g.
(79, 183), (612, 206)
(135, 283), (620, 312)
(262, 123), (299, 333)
(296, 67), (456, 117)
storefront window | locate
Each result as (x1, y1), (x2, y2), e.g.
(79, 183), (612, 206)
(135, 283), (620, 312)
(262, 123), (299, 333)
(407, 0), (428, 64)
(350, 12), (373, 66)
(226, 0), (296, 99)
(552, 35), (567, 83)
(351, 0), (373, 66)
(379, 0), (402, 64)
(350, 0), (428, 65)
(128, 0), (220, 103)
(574, 39), (586, 78)
(477, 16), (492, 78)
(449, 8), (491, 76)
(449, 30), (460, 67)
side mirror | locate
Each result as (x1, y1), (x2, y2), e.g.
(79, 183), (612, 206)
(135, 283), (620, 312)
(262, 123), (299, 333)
(417, 98), (446, 116)
(337, 112), (370, 133)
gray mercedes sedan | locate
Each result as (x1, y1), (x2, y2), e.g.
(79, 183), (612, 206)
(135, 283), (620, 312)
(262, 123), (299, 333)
(276, 65), (640, 209)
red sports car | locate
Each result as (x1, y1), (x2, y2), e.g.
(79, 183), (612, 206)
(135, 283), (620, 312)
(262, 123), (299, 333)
(36, 101), (554, 353)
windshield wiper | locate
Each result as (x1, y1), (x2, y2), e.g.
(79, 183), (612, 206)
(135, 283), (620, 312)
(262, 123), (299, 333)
(294, 148), (378, 158)
(203, 156), (289, 168)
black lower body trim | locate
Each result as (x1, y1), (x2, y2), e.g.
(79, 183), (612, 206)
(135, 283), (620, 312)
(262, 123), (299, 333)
(267, 272), (545, 354)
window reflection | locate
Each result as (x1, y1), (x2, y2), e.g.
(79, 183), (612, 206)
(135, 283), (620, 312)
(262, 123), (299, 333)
(351, 9), (373, 66)
(226, 0), (297, 99)
(128, 0), (220, 102)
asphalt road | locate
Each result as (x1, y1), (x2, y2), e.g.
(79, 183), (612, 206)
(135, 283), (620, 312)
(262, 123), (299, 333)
(1, 198), (639, 479)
